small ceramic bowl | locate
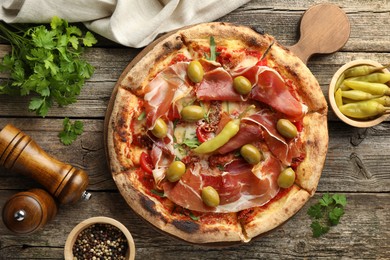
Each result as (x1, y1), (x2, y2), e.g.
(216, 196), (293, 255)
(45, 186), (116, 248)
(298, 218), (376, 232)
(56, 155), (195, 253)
(329, 59), (390, 127)
(64, 216), (135, 260)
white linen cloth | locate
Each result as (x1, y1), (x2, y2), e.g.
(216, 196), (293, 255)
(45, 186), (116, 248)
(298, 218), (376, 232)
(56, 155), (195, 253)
(0, 0), (250, 48)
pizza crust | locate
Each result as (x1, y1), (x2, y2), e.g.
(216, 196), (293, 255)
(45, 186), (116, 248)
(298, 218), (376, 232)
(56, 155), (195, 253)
(295, 112), (329, 194)
(242, 185), (310, 239)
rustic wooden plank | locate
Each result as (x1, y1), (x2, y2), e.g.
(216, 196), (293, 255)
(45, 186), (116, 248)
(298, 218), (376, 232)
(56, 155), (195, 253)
(1, 50), (390, 119)
(0, 191), (388, 259)
(1, 118), (389, 193)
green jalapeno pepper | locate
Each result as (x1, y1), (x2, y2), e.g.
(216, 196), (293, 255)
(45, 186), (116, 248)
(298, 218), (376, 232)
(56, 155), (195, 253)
(350, 73), (390, 84)
(344, 80), (390, 95)
(193, 119), (240, 154)
(341, 90), (381, 101)
(338, 100), (390, 119)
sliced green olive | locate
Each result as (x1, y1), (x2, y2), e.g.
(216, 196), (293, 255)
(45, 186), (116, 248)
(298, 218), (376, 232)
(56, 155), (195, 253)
(277, 167), (296, 188)
(166, 161), (186, 182)
(276, 119), (298, 139)
(240, 144), (262, 165)
(233, 76), (252, 95)
(151, 118), (168, 138)
(187, 60), (204, 83)
(201, 186), (220, 207)
(180, 105), (205, 122)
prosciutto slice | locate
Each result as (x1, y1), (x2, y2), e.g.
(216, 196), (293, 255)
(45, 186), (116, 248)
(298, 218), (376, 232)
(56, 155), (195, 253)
(162, 156), (281, 213)
(236, 66), (307, 120)
(243, 110), (302, 166)
(144, 62), (190, 128)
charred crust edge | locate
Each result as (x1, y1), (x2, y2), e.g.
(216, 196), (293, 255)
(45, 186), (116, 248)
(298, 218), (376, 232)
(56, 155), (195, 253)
(172, 220), (200, 234)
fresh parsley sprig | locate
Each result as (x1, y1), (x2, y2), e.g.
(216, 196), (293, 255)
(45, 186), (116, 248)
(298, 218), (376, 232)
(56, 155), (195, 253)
(307, 193), (347, 237)
(58, 117), (84, 145)
(0, 16), (97, 117)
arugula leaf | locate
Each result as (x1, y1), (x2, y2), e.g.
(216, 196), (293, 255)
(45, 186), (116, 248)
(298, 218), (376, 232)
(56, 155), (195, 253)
(307, 193), (347, 237)
(58, 117), (84, 145)
(0, 16), (97, 118)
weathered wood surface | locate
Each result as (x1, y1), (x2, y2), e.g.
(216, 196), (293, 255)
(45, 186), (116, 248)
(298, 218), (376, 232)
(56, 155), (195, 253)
(1, 0), (389, 259)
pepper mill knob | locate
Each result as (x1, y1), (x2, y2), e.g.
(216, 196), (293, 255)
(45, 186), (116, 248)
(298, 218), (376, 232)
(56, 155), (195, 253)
(2, 189), (58, 234)
(0, 124), (90, 204)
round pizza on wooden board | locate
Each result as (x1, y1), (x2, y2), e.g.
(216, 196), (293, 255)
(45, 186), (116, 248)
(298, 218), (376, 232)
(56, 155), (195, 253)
(105, 22), (328, 244)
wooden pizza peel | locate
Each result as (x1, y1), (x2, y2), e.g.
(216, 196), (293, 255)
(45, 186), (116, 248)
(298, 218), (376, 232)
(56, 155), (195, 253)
(103, 3), (350, 245)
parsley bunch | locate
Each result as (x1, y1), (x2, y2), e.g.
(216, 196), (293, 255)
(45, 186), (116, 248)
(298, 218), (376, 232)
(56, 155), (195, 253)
(307, 193), (347, 237)
(0, 16), (97, 117)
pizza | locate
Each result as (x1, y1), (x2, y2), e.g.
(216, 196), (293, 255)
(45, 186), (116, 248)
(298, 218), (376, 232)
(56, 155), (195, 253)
(106, 22), (328, 244)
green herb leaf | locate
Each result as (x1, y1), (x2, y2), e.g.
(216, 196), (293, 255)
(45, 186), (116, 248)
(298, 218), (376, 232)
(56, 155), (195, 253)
(332, 194), (347, 207)
(329, 207), (344, 225)
(311, 221), (330, 238)
(206, 36), (217, 61)
(137, 111), (146, 121)
(0, 16), (97, 120)
(307, 193), (347, 238)
(307, 203), (323, 219)
(58, 118), (84, 145)
(189, 211), (200, 221)
(182, 138), (201, 148)
(319, 193), (333, 207)
(151, 189), (165, 198)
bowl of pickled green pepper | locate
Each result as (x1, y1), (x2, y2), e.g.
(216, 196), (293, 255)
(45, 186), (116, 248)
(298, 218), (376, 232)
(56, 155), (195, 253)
(329, 59), (390, 127)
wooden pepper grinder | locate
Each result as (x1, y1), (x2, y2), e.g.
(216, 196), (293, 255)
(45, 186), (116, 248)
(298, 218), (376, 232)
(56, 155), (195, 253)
(2, 189), (58, 234)
(0, 124), (91, 204)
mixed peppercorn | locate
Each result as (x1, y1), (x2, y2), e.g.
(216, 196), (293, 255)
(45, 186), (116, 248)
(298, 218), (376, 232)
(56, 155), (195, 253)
(72, 223), (128, 260)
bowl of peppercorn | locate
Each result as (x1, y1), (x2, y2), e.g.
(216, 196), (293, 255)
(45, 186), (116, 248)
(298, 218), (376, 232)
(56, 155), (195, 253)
(329, 59), (390, 128)
(64, 216), (135, 260)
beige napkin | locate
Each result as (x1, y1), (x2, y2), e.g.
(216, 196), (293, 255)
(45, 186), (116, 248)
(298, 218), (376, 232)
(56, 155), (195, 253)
(0, 0), (250, 48)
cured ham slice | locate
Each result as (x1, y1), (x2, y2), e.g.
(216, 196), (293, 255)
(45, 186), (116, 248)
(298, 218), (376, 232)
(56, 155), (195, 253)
(235, 66), (307, 119)
(144, 62), (191, 128)
(218, 122), (263, 154)
(196, 67), (242, 101)
(162, 157), (281, 213)
(243, 110), (303, 166)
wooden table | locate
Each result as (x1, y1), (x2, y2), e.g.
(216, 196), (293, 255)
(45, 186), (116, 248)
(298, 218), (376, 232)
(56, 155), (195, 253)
(1, 0), (389, 259)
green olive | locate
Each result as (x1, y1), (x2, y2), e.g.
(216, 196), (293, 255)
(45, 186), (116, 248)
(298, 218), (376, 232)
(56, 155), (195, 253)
(151, 118), (168, 138)
(240, 144), (262, 165)
(276, 119), (298, 139)
(187, 60), (204, 83)
(233, 76), (252, 95)
(277, 167), (296, 188)
(201, 186), (220, 207)
(166, 161), (186, 182)
(180, 105), (205, 122)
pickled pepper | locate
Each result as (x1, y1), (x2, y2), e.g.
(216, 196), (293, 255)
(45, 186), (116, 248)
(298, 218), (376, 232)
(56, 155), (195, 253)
(338, 100), (390, 119)
(341, 90), (381, 101)
(343, 80), (390, 95)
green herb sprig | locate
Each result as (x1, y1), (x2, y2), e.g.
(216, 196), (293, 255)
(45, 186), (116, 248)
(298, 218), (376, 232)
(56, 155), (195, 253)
(0, 16), (97, 117)
(307, 193), (347, 237)
(58, 117), (84, 145)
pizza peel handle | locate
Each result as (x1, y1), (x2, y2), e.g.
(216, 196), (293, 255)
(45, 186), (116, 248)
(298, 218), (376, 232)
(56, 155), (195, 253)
(288, 3), (350, 64)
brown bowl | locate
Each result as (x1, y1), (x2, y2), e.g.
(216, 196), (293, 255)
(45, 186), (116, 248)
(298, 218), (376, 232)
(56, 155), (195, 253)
(64, 216), (135, 260)
(329, 59), (390, 127)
